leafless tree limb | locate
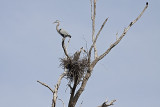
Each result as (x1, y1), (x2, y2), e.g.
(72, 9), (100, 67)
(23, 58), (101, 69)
(90, 0), (93, 20)
(88, 17), (109, 62)
(37, 71), (67, 107)
(98, 99), (116, 107)
(37, 80), (54, 93)
(59, 99), (66, 107)
(65, 38), (71, 64)
(82, 36), (89, 55)
(96, 18), (109, 41)
(92, 0), (98, 59)
(91, 2), (148, 68)
(62, 38), (71, 61)
(52, 71), (67, 107)
(66, 39), (70, 51)
(116, 32), (118, 40)
(131, 2), (148, 25)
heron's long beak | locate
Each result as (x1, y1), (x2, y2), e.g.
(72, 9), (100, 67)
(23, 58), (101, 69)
(53, 21), (56, 24)
(53, 20), (60, 24)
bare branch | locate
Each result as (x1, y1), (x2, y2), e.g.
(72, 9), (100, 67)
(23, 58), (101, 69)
(96, 18), (109, 41)
(107, 100), (116, 106)
(88, 18), (109, 62)
(52, 71), (67, 107)
(131, 2), (148, 26)
(116, 32), (118, 40)
(92, 0), (98, 59)
(91, 2), (148, 67)
(62, 38), (71, 61)
(38, 72), (67, 107)
(37, 80), (54, 93)
(66, 39), (70, 50)
(65, 39), (71, 62)
(58, 99), (66, 107)
(90, 0), (93, 20)
(82, 36), (89, 54)
(98, 99), (116, 107)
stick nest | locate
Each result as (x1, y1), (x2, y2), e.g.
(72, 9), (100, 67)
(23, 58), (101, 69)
(60, 51), (88, 84)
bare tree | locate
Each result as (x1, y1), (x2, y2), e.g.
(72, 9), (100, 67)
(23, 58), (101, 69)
(37, 1), (148, 107)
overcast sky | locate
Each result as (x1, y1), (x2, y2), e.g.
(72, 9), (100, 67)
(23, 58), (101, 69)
(0, 0), (160, 107)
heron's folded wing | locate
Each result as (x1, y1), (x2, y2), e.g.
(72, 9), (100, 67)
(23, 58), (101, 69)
(59, 28), (70, 36)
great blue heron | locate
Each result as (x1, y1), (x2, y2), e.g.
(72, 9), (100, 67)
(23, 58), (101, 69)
(53, 20), (71, 38)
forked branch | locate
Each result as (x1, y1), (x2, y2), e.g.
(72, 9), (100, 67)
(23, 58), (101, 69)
(37, 71), (67, 107)
(91, 2), (148, 67)
(52, 71), (67, 107)
(88, 17), (109, 62)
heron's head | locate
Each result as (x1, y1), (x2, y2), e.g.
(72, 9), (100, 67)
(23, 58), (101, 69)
(53, 20), (60, 24)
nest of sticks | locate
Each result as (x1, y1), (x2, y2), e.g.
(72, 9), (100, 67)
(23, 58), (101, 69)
(60, 50), (88, 84)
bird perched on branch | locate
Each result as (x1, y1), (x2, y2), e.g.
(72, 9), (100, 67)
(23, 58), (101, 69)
(53, 20), (71, 38)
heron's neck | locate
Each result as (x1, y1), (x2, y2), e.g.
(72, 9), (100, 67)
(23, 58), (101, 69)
(56, 22), (60, 32)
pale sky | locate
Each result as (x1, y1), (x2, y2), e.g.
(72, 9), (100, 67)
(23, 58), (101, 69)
(0, 0), (160, 107)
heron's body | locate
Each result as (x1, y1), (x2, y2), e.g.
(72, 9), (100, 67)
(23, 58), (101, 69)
(54, 20), (71, 38)
(58, 28), (71, 38)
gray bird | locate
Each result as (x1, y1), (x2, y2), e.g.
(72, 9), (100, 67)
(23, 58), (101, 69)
(53, 20), (71, 38)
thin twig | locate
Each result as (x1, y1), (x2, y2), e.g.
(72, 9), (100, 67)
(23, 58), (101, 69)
(131, 2), (148, 26)
(98, 99), (116, 107)
(106, 100), (116, 106)
(59, 99), (66, 107)
(37, 72), (67, 107)
(83, 36), (89, 54)
(96, 18), (109, 40)
(37, 80), (54, 93)
(90, 0), (93, 20)
(52, 71), (67, 107)
(116, 32), (118, 40)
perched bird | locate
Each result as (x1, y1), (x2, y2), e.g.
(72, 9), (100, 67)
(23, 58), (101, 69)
(53, 20), (71, 38)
